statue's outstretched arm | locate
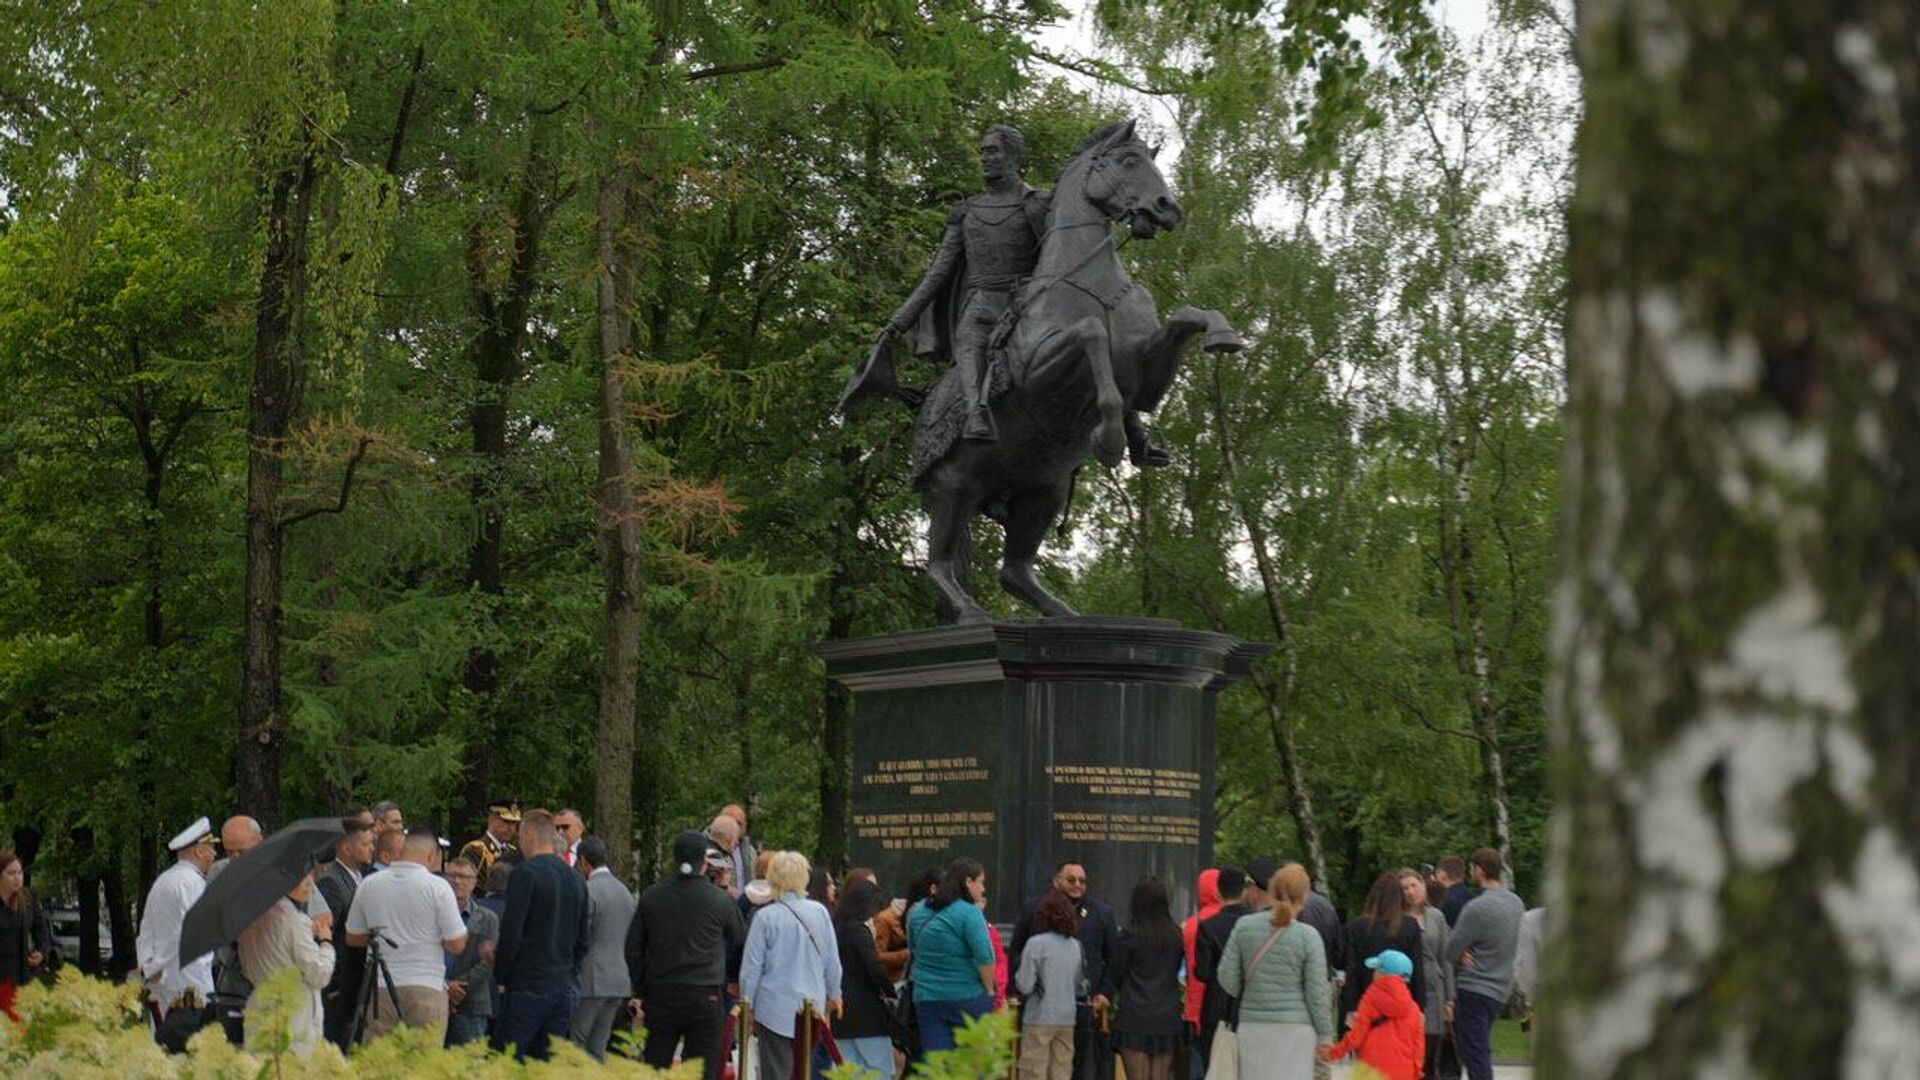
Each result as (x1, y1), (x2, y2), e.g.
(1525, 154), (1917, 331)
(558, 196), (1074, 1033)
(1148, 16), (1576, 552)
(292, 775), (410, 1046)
(888, 212), (964, 332)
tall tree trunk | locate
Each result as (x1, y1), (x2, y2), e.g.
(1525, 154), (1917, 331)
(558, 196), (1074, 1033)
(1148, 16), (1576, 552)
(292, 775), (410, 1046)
(818, 657), (852, 873)
(238, 154), (316, 822)
(70, 827), (100, 976)
(1431, 163), (1515, 869)
(130, 382), (168, 888)
(1544, 2), (1919, 1076)
(1208, 357), (1330, 892)
(135, 830), (156, 915)
(816, 443), (865, 872)
(103, 843), (134, 977)
(460, 142), (548, 836)
(1441, 436), (1513, 867)
(592, 166), (642, 877)
(818, 579), (854, 872)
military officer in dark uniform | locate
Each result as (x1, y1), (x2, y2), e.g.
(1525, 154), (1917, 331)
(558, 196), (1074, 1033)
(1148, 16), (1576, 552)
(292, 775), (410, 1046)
(459, 798), (521, 877)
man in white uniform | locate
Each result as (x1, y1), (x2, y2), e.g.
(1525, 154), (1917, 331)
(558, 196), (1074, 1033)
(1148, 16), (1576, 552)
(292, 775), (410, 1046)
(137, 816), (218, 1046)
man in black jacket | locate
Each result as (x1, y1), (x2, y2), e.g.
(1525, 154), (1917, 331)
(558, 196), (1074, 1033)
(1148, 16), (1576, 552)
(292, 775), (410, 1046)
(628, 830), (747, 1080)
(1009, 861), (1119, 1080)
(491, 810), (589, 1061)
(1191, 866), (1253, 1066)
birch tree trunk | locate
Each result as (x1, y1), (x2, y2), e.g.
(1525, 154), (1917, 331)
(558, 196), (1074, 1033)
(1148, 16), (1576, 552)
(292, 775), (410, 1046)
(1544, 2), (1920, 1075)
(1208, 357), (1331, 893)
(1430, 158), (1515, 870)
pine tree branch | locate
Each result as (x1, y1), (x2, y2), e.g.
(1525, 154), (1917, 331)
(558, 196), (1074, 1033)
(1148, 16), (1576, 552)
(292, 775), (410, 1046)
(687, 58), (785, 82)
(280, 437), (373, 529)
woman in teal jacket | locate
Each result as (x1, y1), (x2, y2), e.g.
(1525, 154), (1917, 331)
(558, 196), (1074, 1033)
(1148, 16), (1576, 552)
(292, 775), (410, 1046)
(1216, 864), (1333, 1080)
(907, 858), (997, 1052)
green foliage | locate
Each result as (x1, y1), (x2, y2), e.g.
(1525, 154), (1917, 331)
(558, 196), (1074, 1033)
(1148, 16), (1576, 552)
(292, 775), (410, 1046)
(0, 0), (1567, 937)
(1064, 12), (1570, 901)
(1, 969), (1019, 1077)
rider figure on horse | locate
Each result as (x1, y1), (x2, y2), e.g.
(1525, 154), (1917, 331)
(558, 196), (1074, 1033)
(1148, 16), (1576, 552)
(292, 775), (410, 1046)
(838, 123), (1169, 467)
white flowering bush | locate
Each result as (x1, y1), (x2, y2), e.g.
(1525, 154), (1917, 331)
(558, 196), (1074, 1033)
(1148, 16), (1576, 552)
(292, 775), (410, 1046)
(1, 970), (1019, 1078)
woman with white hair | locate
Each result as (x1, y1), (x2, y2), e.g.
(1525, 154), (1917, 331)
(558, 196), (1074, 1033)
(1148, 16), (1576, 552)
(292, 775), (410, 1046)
(237, 868), (335, 1057)
(740, 850), (843, 1079)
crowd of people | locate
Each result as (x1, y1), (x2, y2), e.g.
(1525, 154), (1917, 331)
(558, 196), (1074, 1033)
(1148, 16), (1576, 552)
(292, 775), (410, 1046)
(8, 800), (1543, 1080)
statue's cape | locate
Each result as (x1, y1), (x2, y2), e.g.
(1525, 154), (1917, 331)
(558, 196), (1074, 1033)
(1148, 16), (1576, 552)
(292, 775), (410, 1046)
(911, 184), (1050, 362)
(910, 359), (1016, 492)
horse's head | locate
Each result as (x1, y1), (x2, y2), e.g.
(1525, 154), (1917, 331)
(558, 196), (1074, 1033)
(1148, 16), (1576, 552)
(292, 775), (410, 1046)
(1081, 119), (1182, 239)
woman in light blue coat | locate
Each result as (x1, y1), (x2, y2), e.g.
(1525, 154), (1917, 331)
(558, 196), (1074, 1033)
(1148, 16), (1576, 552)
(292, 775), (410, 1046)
(741, 851), (843, 1080)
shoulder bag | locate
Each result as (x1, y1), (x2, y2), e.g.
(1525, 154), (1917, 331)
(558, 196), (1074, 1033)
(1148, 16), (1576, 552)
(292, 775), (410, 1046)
(893, 904), (947, 1056)
(1207, 922), (1289, 1080)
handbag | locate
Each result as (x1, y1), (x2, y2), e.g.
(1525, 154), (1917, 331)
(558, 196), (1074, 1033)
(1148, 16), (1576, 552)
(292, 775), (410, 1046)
(1210, 1022), (1243, 1079)
(892, 906), (933, 1056)
(1206, 923), (1289, 1080)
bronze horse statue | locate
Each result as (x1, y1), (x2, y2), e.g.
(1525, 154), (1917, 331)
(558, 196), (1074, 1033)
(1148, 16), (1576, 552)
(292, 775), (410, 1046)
(859, 120), (1242, 623)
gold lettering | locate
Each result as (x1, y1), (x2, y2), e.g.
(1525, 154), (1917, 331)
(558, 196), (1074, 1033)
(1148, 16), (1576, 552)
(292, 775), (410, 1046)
(860, 755), (991, 795)
(1050, 810), (1200, 846)
(1044, 763), (1201, 800)
(853, 809), (997, 851)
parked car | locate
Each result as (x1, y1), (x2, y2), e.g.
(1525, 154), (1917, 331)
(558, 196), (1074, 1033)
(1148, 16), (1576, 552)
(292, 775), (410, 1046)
(47, 905), (113, 970)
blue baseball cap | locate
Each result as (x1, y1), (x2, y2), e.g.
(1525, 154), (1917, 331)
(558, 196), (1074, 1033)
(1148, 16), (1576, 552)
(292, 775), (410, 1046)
(1365, 949), (1413, 977)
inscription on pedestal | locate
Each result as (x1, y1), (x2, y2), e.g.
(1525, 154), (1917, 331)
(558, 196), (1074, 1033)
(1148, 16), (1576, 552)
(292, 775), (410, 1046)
(820, 619), (1267, 922)
(1046, 764), (1202, 800)
(854, 811), (996, 851)
(1052, 811), (1202, 845)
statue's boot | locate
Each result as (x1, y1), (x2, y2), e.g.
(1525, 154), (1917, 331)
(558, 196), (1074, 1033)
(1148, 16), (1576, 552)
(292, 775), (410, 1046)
(835, 347), (899, 415)
(1204, 326), (1245, 354)
(1126, 414), (1172, 468)
(963, 403), (999, 442)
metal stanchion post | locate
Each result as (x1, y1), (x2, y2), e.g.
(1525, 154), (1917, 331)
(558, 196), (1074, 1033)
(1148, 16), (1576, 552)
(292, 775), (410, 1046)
(738, 996), (755, 1080)
(800, 999), (817, 1079)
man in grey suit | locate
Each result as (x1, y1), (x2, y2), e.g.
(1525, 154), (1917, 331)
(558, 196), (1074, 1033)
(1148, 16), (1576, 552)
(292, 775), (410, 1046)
(444, 855), (501, 1046)
(570, 837), (637, 1060)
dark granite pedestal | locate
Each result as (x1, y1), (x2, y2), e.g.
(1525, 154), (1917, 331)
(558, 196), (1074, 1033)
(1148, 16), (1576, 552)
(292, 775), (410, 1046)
(817, 618), (1269, 923)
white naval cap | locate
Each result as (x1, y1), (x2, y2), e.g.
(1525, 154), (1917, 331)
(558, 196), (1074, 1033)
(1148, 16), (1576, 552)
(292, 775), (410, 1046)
(167, 816), (216, 852)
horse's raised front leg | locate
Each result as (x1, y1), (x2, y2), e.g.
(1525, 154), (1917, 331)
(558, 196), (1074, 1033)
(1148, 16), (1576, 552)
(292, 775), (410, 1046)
(1133, 306), (1209, 418)
(998, 481), (1078, 618)
(925, 481), (990, 624)
(1136, 306), (1241, 414)
(1027, 314), (1127, 467)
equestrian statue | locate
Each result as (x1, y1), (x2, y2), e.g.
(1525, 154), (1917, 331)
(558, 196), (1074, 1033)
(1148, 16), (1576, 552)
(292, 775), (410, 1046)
(837, 119), (1243, 624)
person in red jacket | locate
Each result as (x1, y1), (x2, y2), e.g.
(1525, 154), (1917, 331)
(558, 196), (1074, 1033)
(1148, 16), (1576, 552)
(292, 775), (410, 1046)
(1319, 949), (1425, 1080)
(1181, 869), (1222, 1037)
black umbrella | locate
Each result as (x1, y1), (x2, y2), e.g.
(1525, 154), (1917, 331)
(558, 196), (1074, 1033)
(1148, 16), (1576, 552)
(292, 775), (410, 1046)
(180, 817), (344, 964)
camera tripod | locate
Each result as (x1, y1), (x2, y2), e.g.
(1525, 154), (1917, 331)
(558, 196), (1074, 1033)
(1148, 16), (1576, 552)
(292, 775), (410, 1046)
(343, 932), (404, 1047)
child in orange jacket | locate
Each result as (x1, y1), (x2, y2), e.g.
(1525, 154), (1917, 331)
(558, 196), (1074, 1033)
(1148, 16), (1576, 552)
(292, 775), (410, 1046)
(1319, 949), (1425, 1080)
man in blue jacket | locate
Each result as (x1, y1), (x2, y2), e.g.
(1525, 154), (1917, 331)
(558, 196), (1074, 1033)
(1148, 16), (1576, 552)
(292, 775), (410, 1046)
(490, 810), (588, 1060)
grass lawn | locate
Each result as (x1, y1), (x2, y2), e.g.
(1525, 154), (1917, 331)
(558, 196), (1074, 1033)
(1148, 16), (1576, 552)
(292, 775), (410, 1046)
(1492, 1017), (1532, 1064)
